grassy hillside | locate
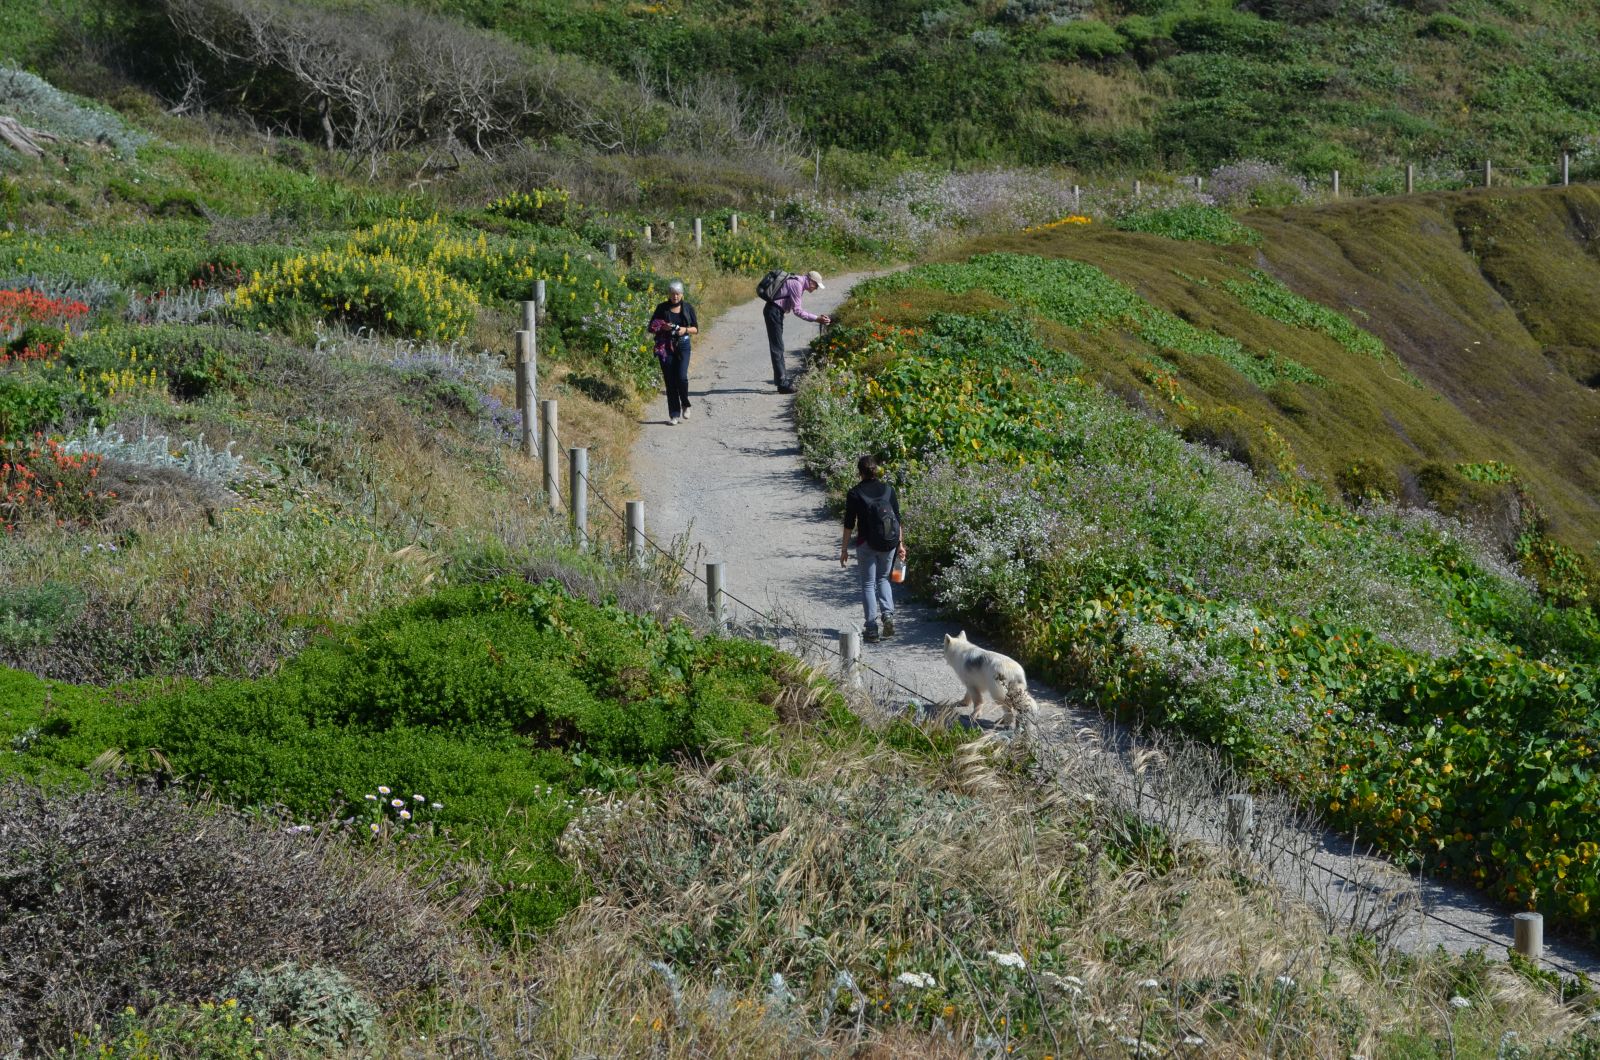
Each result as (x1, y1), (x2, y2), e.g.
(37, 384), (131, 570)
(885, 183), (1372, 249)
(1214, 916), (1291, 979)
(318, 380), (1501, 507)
(800, 188), (1600, 943)
(10, 0), (1600, 188)
(5, 44), (1600, 1057)
(932, 188), (1600, 571)
(204, 0), (1600, 175)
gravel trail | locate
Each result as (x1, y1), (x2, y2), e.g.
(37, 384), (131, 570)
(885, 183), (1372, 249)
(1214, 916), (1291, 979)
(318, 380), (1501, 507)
(628, 275), (1600, 978)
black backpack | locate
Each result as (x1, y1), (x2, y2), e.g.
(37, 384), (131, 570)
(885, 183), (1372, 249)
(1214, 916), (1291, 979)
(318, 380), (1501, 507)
(756, 269), (790, 302)
(858, 482), (900, 551)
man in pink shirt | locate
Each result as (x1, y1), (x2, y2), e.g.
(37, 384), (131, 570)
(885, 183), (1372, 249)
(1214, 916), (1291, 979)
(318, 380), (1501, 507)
(763, 270), (831, 394)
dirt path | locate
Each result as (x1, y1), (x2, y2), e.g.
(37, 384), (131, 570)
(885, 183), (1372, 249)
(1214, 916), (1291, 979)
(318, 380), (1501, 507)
(629, 275), (1600, 978)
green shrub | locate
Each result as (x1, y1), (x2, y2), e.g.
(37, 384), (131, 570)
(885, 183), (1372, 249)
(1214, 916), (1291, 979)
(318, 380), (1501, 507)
(1113, 204), (1263, 246)
(1420, 13), (1475, 40)
(0, 375), (90, 435)
(1168, 9), (1283, 55)
(0, 580), (84, 649)
(62, 999), (304, 1059)
(5, 579), (795, 934)
(1335, 458), (1398, 503)
(61, 324), (258, 400)
(1039, 19), (1127, 59)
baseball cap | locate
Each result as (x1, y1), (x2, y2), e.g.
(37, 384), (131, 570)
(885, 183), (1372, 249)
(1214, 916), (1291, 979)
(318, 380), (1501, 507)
(806, 270), (825, 289)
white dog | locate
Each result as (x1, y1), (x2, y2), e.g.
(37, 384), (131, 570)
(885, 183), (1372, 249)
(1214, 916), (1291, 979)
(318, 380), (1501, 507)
(943, 630), (1034, 728)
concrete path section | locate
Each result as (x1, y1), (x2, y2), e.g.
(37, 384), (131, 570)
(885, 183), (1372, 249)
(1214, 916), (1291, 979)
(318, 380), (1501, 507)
(629, 274), (1600, 980)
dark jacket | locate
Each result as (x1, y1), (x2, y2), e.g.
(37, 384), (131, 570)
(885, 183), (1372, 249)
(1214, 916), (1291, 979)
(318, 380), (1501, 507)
(844, 479), (902, 549)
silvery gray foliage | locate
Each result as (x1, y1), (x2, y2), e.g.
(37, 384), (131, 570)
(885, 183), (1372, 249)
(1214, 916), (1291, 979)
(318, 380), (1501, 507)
(125, 286), (229, 325)
(0, 274), (121, 311)
(226, 963), (378, 1047)
(64, 422), (246, 486)
(312, 324), (513, 393)
(0, 66), (148, 156)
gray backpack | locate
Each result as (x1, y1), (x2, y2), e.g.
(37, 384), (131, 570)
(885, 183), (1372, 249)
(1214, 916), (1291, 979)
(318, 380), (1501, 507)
(756, 269), (790, 302)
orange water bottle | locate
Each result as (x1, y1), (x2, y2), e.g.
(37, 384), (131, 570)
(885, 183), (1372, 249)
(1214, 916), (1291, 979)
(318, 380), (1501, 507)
(890, 556), (906, 584)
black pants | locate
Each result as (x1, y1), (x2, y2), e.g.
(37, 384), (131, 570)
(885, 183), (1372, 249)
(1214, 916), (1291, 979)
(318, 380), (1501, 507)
(763, 300), (788, 387)
(659, 339), (691, 419)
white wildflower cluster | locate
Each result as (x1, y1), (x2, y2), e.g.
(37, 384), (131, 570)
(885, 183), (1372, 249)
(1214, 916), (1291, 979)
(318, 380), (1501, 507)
(895, 971), (937, 990)
(558, 792), (642, 859)
(359, 784), (441, 837)
(1041, 971), (1084, 997)
(986, 950), (1027, 970)
(64, 422), (247, 486)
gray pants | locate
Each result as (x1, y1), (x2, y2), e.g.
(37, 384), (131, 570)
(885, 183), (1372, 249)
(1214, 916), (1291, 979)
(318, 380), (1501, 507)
(856, 543), (895, 628)
(763, 300), (788, 387)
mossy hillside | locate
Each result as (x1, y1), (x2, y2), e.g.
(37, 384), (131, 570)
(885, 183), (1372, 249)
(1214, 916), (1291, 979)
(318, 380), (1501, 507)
(860, 188), (1600, 580)
(1247, 187), (1600, 558)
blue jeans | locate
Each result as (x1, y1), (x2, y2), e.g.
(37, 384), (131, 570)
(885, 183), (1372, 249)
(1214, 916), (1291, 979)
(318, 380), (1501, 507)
(856, 543), (895, 629)
(659, 338), (691, 418)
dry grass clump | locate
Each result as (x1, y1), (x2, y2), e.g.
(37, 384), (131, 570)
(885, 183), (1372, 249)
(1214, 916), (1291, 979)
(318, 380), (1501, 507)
(429, 732), (1595, 1059)
(0, 779), (476, 1052)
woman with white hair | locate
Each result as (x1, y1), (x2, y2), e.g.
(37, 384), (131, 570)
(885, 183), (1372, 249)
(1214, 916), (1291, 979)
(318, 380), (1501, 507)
(648, 279), (699, 425)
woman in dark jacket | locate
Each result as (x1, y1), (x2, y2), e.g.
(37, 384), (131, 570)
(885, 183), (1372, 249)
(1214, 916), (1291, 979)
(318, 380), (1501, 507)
(649, 280), (698, 425)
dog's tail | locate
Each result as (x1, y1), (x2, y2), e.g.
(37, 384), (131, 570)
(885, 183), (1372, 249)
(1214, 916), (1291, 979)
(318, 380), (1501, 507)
(1003, 676), (1035, 716)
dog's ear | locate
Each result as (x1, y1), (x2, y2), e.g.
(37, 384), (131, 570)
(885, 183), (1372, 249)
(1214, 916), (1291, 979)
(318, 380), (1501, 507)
(943, 633), (951, 646)
(958, 630), (966, 640)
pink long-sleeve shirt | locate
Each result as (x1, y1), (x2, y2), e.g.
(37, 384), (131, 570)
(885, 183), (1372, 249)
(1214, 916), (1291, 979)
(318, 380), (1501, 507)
(772, 275), (820, 322)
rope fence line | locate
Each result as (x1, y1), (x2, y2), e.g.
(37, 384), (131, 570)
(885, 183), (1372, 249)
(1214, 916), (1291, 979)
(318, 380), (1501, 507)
(528, 410), (1589, 979)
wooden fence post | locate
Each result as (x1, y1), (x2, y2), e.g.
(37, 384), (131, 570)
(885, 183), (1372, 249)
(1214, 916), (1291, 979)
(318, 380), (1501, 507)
(1406, 164), (1415, 195)
(706, 562), (725, 629)
(1332, 170), (1340, 198)
(626, 501), (645, 567)
(541, 399), (560, 509)
(1484, 159), (1493, 187)
(730, 212), (739, 235)
(1562, 152), (1571, 186)
(693, 218), (702, 248)
(568, 447), (588, 550)
(1513, 911), (1544, 961)
(644, 224), (653, 244)
(1226, 794), (1255, 851)
(839, 631), (861, 686)
(515, 330), (535, 460)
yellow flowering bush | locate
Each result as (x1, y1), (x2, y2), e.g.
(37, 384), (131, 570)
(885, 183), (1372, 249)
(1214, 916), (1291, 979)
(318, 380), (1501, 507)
(230, 247), (478, 341)
(485, 187), (573, 226)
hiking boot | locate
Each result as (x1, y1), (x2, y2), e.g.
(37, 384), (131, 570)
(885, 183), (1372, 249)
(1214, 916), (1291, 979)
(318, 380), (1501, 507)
(862, 624), (881, 644)
(880, 613), (895, 638)
(776, 382), (796, 394)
